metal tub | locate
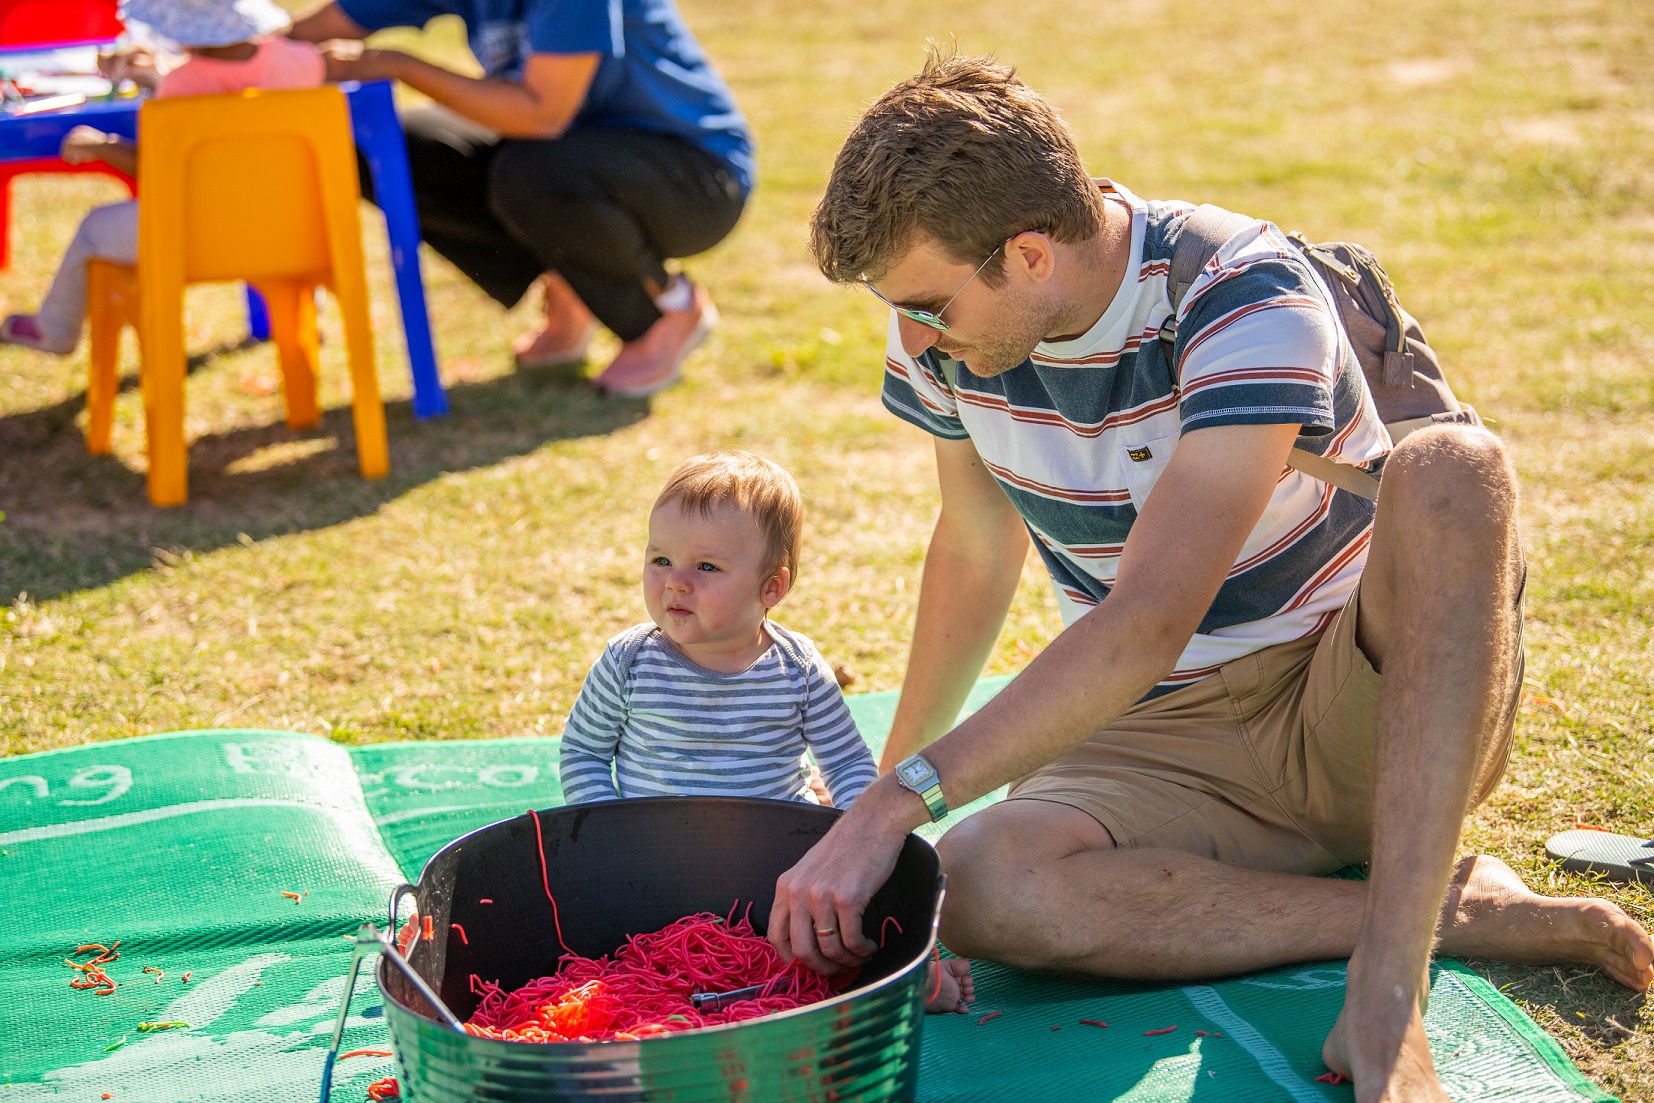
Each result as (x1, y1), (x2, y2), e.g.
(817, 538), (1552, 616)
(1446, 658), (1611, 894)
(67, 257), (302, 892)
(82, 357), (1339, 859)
(379, 797), (945, 1102)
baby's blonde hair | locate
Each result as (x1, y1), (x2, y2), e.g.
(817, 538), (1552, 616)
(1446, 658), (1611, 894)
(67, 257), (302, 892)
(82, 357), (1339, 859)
(654, 451), (803, 583)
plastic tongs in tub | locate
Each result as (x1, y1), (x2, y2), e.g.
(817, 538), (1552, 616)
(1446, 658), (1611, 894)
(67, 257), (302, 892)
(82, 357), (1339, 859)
(318, 886), (466, 1103)
(690, 977), (795, 1012)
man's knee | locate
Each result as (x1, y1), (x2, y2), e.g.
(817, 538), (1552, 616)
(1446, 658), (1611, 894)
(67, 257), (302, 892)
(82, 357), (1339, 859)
(1376, 426), (1515, 562)
(486, 142), (597, 238)
(934, 801), (1113, 961)
(1382, 425), (1518, 537)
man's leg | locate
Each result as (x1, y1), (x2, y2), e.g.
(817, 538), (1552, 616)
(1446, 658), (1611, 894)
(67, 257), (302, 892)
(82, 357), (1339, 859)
(938, 803), (1649, 984)
(1323, 425), (1525, 1101)
(486, 129), (746, 342)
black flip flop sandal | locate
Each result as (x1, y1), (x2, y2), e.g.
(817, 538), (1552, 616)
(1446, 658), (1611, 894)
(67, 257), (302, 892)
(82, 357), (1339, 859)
(1544, 829), (1654, 885)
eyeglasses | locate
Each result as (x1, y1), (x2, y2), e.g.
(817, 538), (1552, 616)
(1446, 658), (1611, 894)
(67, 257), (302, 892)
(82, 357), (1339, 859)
(860, 243), (1004, 333)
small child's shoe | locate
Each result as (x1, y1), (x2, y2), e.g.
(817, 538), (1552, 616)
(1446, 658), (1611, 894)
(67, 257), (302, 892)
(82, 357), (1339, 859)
(0, 313), (75, 355)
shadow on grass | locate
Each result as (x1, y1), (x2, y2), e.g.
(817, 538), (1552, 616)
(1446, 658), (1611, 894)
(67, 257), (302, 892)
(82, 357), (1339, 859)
(0, 360), (647, 603)
(1464, 957), (1648, 1050)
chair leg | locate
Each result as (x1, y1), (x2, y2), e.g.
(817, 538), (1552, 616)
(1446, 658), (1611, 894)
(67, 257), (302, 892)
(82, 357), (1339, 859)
(140, 293), (189, 508)
(141, 332), (188, 509)
(84, 264), (123, 455)
(332, 284), (388, 480)
(260, 279), (320, 430)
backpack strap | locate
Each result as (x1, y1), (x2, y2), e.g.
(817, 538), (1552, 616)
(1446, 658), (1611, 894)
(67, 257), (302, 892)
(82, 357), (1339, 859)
(1165, 204), (1255, 317)
(1164, 205), (1383, 503)
(1282, 449), (1380, 502)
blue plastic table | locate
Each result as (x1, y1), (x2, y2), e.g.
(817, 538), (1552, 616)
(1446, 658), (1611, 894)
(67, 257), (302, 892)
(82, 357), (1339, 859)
(0, 80), (449, 418)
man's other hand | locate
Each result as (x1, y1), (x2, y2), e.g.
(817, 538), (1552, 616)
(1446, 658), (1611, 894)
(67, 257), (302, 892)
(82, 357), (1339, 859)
(769, 784), (912, 973)
(321, 40), (403, 84)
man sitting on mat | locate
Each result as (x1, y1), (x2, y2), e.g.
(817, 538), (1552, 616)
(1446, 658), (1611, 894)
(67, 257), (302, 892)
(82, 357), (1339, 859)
(765, 52), (1653, 1103)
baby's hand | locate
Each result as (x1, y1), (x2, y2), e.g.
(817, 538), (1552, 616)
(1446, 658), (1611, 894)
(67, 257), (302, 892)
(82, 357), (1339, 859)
(59, 126), (114, 165)
(806, 764), (832, 806)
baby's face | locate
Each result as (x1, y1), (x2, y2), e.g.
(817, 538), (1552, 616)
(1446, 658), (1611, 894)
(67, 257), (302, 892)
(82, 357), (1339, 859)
(644, 499), (785, 666)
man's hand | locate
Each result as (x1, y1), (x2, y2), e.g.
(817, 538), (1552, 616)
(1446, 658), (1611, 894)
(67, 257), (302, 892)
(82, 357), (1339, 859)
(59, 126), (116, 166)
(769, 780), (919, 973)
(320, 40), (405, 84)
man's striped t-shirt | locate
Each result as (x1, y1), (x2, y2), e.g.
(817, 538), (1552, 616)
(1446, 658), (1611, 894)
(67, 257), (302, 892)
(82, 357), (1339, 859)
(558, 622), (877, 805)
(882, 181), (1392, 698)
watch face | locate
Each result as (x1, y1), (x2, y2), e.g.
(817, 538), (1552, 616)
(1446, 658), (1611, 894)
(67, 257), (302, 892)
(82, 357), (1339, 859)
(898, 758), (934, 787)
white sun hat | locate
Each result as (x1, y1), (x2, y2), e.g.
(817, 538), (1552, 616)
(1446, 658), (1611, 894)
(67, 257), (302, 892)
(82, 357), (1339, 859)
(121, 0), (293, 49)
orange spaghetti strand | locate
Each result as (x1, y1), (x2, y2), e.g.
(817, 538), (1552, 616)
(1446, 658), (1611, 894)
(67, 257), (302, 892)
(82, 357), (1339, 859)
(338, 1049), (394, 1060)
(366, 1077), (400, 1100)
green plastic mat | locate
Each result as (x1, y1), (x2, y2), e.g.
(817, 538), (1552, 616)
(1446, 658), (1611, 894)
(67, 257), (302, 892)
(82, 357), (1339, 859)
(0, 678), (1613, 1102)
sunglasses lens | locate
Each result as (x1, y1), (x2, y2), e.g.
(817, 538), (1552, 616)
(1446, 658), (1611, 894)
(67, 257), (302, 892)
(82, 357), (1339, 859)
(902, 308), (947, 332)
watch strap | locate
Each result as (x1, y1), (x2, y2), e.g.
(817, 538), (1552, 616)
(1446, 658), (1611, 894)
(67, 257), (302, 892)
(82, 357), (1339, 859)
(896, 753), (949, 822)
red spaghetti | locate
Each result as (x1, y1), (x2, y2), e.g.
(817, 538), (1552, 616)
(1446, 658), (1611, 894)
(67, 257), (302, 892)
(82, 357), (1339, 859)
(463, 903), (835, 1044)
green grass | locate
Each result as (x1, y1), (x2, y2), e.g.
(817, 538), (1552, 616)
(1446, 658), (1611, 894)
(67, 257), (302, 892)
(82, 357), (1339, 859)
(3, 0), (1653, 1096)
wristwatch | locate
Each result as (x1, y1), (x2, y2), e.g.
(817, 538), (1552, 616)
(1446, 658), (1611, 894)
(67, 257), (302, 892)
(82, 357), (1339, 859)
(894, 753), (948, 822)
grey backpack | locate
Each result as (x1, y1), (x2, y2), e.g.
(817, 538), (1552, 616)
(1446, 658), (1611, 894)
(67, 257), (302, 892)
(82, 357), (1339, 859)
(1162, 205), (1481, 500)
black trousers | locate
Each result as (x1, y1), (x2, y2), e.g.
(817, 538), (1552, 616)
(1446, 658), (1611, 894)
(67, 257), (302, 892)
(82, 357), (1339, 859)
(378, 107), (748, 341)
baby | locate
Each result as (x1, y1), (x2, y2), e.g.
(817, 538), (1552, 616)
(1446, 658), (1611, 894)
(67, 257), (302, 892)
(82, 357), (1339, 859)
(559, 450), (876, 807)
(557, 450), (971, 1010)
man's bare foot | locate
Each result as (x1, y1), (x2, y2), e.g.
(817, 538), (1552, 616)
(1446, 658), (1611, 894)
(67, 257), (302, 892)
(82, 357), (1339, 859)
(1323, 980), (1448, 1103)
(1436, 855), (1653, 990)
(925, 957), (974, 1014)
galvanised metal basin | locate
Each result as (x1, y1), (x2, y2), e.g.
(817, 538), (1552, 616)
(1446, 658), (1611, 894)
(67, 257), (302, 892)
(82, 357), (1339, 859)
(378, 797), (945, 1102)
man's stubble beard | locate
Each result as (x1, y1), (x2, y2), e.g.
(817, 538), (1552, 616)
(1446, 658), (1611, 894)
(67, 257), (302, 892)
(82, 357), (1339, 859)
(953, 282), (1070, 379)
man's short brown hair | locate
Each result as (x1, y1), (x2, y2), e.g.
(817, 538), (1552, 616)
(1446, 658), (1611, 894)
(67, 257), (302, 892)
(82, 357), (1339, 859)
(654, 451), (804, 583)
(811, 51), (1103, 286)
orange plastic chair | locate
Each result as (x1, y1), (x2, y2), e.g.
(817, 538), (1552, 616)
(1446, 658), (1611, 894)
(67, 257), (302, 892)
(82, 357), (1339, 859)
(84, 86), (388, 507)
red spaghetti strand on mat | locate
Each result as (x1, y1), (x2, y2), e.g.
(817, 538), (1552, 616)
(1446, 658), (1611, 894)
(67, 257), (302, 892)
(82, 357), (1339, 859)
(976, 1011), (1001, 1026)
(451, 923), (469, 945)
(1078, 1019), (1108, 1028)
(366, 1077), (400, 1100)
(1143, 1024), (1178, 1036)
(339, 1049), (393, 1060)
(527, 809), (574, 956)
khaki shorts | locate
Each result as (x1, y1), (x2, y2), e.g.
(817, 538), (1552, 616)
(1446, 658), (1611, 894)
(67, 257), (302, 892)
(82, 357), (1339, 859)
(1006, 584), (1522, 875)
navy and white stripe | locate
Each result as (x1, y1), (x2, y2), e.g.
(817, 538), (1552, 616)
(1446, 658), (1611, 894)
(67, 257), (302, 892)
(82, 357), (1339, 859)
(881, 181), (1391, 697)
(558, 622), (877, 806)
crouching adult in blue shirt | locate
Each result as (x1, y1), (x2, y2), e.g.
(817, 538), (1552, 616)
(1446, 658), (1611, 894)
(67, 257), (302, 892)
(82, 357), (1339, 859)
(292, 0), (752, 397)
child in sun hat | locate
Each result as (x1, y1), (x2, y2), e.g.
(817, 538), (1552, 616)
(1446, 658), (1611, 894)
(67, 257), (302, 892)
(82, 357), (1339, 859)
(0, 0), (327, 354)
(554, 450), (975, 1014)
